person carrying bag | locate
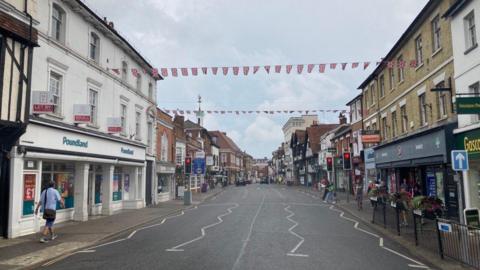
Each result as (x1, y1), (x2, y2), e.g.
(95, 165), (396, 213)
(35, 181), (64, 243)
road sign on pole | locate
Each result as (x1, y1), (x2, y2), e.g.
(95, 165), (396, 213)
(451, 150), (469, 171)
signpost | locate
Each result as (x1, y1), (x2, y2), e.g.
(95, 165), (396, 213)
(451, 150), (469, 171)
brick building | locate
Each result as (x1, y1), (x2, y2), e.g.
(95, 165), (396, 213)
(155, 109), (175, 202)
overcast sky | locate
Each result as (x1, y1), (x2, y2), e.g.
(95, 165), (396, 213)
(85, 0), (428, 158)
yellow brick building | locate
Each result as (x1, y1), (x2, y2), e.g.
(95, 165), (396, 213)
(358, 0), (460, 220)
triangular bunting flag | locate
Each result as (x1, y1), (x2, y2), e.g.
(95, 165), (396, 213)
(171, 68), (178, 77)
(341, 63), (347, 70)
(275, 65), (282, 73)
(111, 68), (120, 75)
(233, 67), (239, 75)
(222, 67), (229, 75)
(330, 63), (337, 70)
(212, 67), (219, 75)
(243, 66), (249, 75)
(352, 62), (359, 69)
(161, 68), (168, 77)
(307, 64), (315, 73)
(202, 67), (208, 75)
(131, 68), (139, 77)
(409, 60), (418, 68)
(191, 68), (198, 76)
(297, 65), (304, 74)
(286, 65), (293, 74)
(319, 64), (326, 73)
(264, 66), (271, 74)
(253, 66), (260, 74)
(363, 62), (370, 70)
(181, 68), (188, 76)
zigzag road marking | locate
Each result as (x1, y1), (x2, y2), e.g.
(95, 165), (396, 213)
(284, 205), (308, 257)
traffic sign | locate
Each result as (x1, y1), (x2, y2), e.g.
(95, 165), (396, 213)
(193, 158), (206, 175)
(451, 150), (469, 171)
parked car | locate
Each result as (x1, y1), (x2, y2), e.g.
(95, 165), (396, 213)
(235, 179), (246, 186)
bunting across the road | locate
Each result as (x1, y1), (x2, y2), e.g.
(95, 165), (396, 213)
(162, 109), (349, 115)
(109, 59), (420, 79)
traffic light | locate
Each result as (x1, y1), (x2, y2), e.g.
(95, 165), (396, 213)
(326, 157), (333, 172)
(185, 157), (192, 174)
(343, 152), (352, 170)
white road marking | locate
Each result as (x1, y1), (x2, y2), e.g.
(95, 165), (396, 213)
(286, 253), (309, 257)
(166, 203), (239, 252)
(232, 190), (266, 270)
(273, 188), (285, 199)
(284, 205), (307, 256)
(328, 205), (428, 269)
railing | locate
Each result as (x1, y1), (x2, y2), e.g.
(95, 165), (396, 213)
(437, 218), (480, 269)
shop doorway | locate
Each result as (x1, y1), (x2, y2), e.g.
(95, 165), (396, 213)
(0, 152), (10, 238)
(88, 165), (103, 216)
(145, 161), (153, 205)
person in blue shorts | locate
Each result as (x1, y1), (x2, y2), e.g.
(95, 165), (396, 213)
(35, 181), (65, 243)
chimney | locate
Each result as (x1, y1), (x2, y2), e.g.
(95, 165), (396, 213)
(174, 115), (185, 125)
(103, 17), (108, 23)
(108, 21), (115, 29)
(339, 113), (347, 125)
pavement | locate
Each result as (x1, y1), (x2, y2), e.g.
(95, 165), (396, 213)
(295, 186), (473, 270)
(0, 187), (224, 270)
(29, 184), (443, 270)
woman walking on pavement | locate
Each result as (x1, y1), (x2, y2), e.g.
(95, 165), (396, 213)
(354, 178), (364, 210)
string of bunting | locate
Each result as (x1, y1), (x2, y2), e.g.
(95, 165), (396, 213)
(163, 109), (349, 115)
(110, 59), (419, 79)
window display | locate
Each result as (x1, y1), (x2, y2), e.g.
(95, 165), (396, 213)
(113, 167), (123, 201)
(42, 162), (75, 209)
(22, 174), (36, 216)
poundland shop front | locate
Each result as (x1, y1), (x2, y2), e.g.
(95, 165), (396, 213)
(7, 120), (147, 238)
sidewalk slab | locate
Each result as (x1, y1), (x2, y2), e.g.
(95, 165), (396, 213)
(0, 187), (223, 270)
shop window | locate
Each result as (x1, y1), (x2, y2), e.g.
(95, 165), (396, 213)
(113, 167), (123, 201)
(158, 174), (170, 193)
(41, 162), (75, 209)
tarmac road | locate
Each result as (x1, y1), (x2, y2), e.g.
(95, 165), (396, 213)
(40, 184), (432, 270)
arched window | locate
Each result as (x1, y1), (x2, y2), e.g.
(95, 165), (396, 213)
(161, 133), (168, 161)
(89, 32), (100, 62)
(51, 3), (66, 43)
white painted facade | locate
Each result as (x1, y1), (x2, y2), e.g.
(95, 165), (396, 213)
(7, 0), (159, 238)
(447, 0), (480, 213)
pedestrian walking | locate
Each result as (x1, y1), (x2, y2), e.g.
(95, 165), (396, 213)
(320, 178), (329, 201)
(354, 178), (363, 210)
(35, 181), (65, 243)
(324, 183), (336, 204)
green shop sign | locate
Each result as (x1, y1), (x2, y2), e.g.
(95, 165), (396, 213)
(455, 128), (480, 159)
(457, 97), (480, 114)
(62, 136), (88, 148)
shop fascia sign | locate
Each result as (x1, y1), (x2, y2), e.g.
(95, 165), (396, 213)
(456, 97), (480, 114)
(361, 129), (381, 143)
(73, 104), (91, 123)
(107, 117), (122, 133)
(456, 128), (480, 159)
(62, 136), (88, 148)
(32, 91), (54, 113)
(121, 147), (134, 155)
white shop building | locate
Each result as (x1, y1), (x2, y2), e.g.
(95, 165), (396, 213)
(7, 0), (160, 238)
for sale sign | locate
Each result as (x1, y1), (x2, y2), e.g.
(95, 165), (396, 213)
(32, 91), (54, 113)
(73, 104), (91, 123)
(107, 117), (122, 133)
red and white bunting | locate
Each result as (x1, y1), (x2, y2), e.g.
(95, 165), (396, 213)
(212, 67), (219, 75)
(243, 66), (249, 75)
(253, 66), (260, 74)
(409, 60), (417, 68)
(233, 66), (240, 75)
(131, 68), (139, 78)
(152, 68), (159, 78)
(352, 62), (359, 69)
(319, 64), (326, 73)
(307, 64), (315, 73)
(222, 67), (229, 75)
(330, 63), (337, 70)
(181, 68), (188, 76)
(297, 64), (304, 74)
(286, 65), (292, 74)
(341, 63), (347, 70)
(398, 61), (406, 68)
(264, 66), (271, 73)
(275, 65), (282, 73)
(111, 68), (120, 75)
(387, 61), (395, 69)
(171, 68), (178, 77)
(363, 62), (370, 70)
(202, 67), (208, 75)
(191, 68), (198, 76)
(161, 68), (168, 77)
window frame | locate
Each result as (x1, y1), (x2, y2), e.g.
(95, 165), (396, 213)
(381, 116), (388, 140)
(464, 11), (477, 52)
(135, 110), (142, 140)
(88, 88), (98, 125)
(51, 3), (66, 43)
(379, 74), (385, 98)
(431, 15), (441, 53)
(419, 93), (427, 126)
(389, 68), (395, 90)
(136, 74), (142, 92)
(49, 70), (63, 116)
(469, 82), (480, 122)
(397, 55), (404, 82)
(89, 32), (100, 62)
(435, 81), (447, 119)
(391, 110), (397, 138)
(148, 82), (154, 100)
(400, 105), (408, 133)
(122, 61), (128, 81)
(415, 35), (424, 66)
(161, 132), (168, 162)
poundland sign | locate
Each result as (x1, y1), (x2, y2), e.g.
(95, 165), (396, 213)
(62, 137), (88, 148)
